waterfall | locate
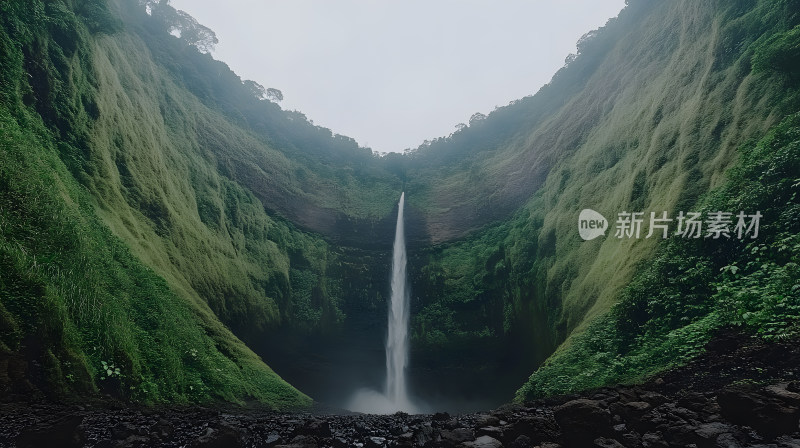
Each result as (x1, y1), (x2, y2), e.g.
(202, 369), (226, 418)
(347, 192), (417, 413)
(386, 192), (411, 408)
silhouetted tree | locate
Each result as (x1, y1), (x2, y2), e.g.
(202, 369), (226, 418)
(244, 79), (266, 99)
(144, 0), (218, 53)
(266, 88), (283, 103)
(469, 112), (486, 125)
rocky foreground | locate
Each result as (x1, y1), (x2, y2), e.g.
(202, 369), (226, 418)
(2, 332), (800, 448)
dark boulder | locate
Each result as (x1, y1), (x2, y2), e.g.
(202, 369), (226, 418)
(593, 437), (626, 448)
(433, 412), (451, 421)
(610, 401), (652, 423)
(476, 414), (501, 427)
(553, 399), (613, 444)
(365, 436), (386, 447)
(505, 415), (559, 445)
(15, 415), (85, 448)
(414, 423), (436, 446)
(462, 435), (503, 448)
(276, 435), (318, 448)
(717, 386), (800, 439)
(299, 419), (332, 438)
(510, 434), (532, 448)
(440, 427), (475, 443)
(190, 423), (247, 448)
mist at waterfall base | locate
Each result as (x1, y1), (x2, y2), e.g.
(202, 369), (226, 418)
(347, 192), (421, 414)
(253, 192), (545, 413)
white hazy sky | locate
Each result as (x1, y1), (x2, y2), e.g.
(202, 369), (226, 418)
(168, 1), (626, 153)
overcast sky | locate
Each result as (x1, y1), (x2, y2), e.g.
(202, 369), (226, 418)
(168, 0), (626, 153)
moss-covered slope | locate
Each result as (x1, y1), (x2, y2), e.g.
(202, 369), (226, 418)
(2, 0), (799, 407)
(406, 0), (800, 379)
(0, 0), (312, 407)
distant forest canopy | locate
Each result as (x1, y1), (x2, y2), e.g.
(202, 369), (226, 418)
(2, 0), (799, 407)
(114, 0), (800, 184)
(123, 0), (378, 167)
(124, 0), (659, 175)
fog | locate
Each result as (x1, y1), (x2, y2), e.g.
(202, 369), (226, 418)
(168, 0), (626, 153)
(160, 0), (627, 413)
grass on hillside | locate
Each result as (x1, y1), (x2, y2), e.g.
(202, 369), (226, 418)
(0, 0), (311, 407)
(516, 112), (800, 400)
(409, 0), (798, 369)
(3, 0), (799, 407)
(0, 106), (309, 407)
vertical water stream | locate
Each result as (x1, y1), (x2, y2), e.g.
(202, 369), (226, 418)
(347, 192), (417, 413)
(386, 192), (410, 407)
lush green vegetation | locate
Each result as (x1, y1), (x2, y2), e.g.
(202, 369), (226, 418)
(516, 112), (800, 400)
(0, 0), (314, 407)
(115, 0), (402, 221)
(409, 0), (796, 350)
(403, 0), (800, 399)
(2, 0), (799, 407)
(0, 0), (398, 406)
(0, 93), (309, 407)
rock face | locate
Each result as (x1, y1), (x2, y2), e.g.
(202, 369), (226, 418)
(552, 398), (612, 444)
(464, 435), (503, 448)
(237, 160), (432, 250)
(4, 380), (800, 447)
(14, 415), (85, 448)
(717, 384), (800, 439)
(2, 340), (800, 447)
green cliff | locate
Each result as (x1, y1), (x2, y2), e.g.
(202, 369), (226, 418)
(1, 0), (798, 407)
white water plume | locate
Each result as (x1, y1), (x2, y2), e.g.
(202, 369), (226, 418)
(348, 192), (417, 414)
